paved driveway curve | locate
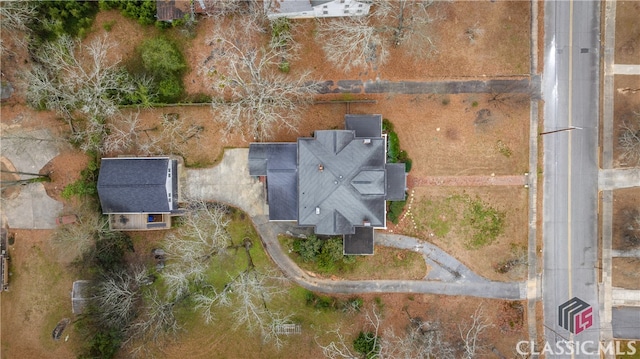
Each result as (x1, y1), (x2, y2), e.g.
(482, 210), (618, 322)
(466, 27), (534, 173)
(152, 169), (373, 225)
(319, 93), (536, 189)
(186, 149), (525, 300)
(1, 129), (62, 229)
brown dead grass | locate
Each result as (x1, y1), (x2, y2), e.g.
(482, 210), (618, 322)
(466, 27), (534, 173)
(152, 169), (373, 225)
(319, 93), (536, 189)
(612, 257), (640, 289)
(615, 1), (640, 65)
(0, 230), (79, 359)
(613, 75), (640, 168)
(612, 188), (640, 250)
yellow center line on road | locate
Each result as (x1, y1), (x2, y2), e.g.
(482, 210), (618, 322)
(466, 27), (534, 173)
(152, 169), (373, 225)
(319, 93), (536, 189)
(568, 0), (575, 352)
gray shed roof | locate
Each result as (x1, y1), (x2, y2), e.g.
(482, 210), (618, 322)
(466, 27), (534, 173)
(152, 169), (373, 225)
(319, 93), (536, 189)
(345, 114), (382, 138)
(98, 158), (177, 214)
(298, 130), (386, 235)
(249, 143), (298, 221)
(343, 226), (374, 255)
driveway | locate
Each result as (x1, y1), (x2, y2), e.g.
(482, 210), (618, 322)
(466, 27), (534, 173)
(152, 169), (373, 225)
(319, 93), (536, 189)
(1, 129), (62, 229)
(185, 149), (525, 300)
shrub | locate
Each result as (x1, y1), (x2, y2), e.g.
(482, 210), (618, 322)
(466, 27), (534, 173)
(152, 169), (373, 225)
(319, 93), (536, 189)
(382, 118), (394, 132)
(293, 235), (322, 262)
(158, 77), (183, 103)
(137, 36), (187, 103)
(100, 0), (157, 26)
(102, 20), (116, 32)
(387, 131), (400, 163)
(61, 156), (99, 200)
(29, 1), (99, 42)
(140, 37), (187, 77)
(353, 331), (380, 359)
(387, 200), (406, 224)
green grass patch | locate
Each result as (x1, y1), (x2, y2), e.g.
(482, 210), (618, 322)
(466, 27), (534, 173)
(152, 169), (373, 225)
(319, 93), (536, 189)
(412, 193), (506, 249)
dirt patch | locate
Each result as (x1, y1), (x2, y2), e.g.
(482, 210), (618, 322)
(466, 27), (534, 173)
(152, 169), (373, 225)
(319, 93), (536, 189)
(0, 230), (79, 359)
(615, 1), (640, 65)
(612, 188), (640, 250)
(612, 257), (640, 289)
(613, 75), (640, 168)
(395, 186), (529, 282)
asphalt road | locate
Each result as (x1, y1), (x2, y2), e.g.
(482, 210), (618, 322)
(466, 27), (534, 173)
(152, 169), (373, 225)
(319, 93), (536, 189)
(542, 0), (601, 356)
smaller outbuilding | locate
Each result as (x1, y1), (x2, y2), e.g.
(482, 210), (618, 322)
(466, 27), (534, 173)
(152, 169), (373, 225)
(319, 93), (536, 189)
(97, 157), (184, 231)
(71, 280), (91, 315)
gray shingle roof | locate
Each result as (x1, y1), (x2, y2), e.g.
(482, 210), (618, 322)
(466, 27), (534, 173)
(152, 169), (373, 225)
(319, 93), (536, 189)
(98, 158), (176, 214)
(298, 131), (386, 235)
(345, 114), (382, 138)
(344, 226), (374, 255)
(248, 143), (298, 220)
(385, 163), (407, 200)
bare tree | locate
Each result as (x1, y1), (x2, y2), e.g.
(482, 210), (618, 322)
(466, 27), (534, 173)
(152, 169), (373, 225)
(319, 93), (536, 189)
(94, 266), (148, 328)
(24, 35), (135, 152)
(374, 0), (439, 59)
(162, 201), (232, 298)
(618, 111), (640, 166)
(317, 304), (382, 359)
(0, 0), (37, 52)
(316, 16), (387, 73)
(102, 112), (204, 156)
(381, 319), (454, 359)
(458, 305), (492, 359)
(51, 205), (107, 259)
(125, 288), (180, 356)
(621, 208), (640, 250)
(203, 30), (317, 141)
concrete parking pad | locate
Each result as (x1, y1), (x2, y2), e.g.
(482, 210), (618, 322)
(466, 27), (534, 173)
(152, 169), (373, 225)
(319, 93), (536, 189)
(1, 129), (63, 229)
(2, 183), (62, 229)
(184, 149), (268, 217)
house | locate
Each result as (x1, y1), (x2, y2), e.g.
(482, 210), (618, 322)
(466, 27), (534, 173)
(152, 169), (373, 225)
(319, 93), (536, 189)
(249, 114), (407, 255)
(265, 0), (371, 19)
(97, 157), (183, 231)
(157, 0), (207, 22)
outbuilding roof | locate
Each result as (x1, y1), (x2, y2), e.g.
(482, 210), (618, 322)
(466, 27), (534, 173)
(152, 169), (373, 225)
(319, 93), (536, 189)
(97, 158), (177, 214)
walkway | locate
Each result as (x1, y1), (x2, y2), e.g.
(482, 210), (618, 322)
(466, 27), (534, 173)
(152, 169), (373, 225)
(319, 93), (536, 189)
(319, 77), (541, 98)
(184, 149), (526, 300)
(409, 175), (527, 187)
(598, 168), (640, 190)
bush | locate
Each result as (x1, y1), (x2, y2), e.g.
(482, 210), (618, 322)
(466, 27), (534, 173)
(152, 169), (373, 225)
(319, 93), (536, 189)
(140, 37), (187, 77)
(382, 118), (394, 132)
(387, 200), (406, 224)
(291, 236), (354, 273)
(100, 0), (157, 26)
(387, 131), (400, 163)
(61, 156), (99, 200)
(29, 1), (99, 42)
(353, 331), (380, 359)
(137, 36), (187, 103)
(293, 235), (322, 262)
(158, 77), (183, 103)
